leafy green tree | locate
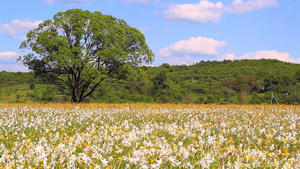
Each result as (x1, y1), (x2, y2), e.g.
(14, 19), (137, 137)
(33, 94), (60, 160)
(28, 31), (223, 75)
(151, 70), (169, 97)
(16, 93), (21, 100)
(249, 92), (263, 104)
(125, 68), (149, 95)
(197, 96), (205, 104)
(173, 92), (183, 102)
(160, 63), (170, 69)
(26, 91), (34, 99)
(32, 88), (41, 101)
(29, 82), (35, 90)
(19, 9), (154, 103)
(0, 85), (2, 101)
(294, 70), (300, 82)
(263, 75), (280, 92)
(290, 92), (300, 104)
(205, 95), (214, 104)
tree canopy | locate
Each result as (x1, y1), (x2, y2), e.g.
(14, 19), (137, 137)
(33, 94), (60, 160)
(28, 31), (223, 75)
(19, 9), (154, 103)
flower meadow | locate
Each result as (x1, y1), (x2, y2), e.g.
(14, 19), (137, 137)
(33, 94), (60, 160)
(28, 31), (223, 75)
(0, 104), (299, 169)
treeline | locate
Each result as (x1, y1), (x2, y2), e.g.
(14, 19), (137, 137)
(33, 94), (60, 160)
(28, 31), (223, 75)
(1, 59), (300, 104)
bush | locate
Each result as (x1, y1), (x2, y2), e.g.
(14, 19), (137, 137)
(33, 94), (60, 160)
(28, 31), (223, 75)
(16, 93), (20, 100)
(29, 82), (35, 90)
(156, 95), (168, 103)
(197, 96), (205, 104)
(183, 96), (192, 103)
(173, 93), (183, 102)
(249, 92), (263, 104)
(26, 91), (33, 98)
(205, 95), (214, 104)
(41, 88), (55, 101)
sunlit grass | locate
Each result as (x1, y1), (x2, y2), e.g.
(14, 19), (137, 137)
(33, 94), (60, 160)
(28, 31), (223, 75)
(0, 103), (299, 168)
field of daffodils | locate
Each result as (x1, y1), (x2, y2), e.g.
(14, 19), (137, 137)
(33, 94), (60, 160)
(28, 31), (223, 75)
(0, 103), (299, 168)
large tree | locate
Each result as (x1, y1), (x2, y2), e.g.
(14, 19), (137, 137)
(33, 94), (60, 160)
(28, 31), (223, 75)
(19, 9), (154, 103)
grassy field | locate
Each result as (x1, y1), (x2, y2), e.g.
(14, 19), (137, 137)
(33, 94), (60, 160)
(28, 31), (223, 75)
(0, 103), (299, 168)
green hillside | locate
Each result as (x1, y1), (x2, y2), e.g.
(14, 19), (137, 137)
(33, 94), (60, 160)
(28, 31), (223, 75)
(1, 59), (300, 104)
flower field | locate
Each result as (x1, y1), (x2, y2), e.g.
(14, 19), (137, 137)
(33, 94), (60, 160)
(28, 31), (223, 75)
(0, 104), (299, 168)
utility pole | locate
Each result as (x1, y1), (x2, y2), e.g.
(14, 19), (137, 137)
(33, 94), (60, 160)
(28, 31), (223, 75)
(271, 91), (279, 104)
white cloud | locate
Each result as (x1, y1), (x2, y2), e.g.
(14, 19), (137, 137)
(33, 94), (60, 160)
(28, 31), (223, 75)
(0, 19), (42, 38)
(139, 27), (152, 33)
(226, 0), (278, 13)
(164, 0), (278, 23)
(43, 0), (54, 4)
(167, 55), (197, 65)
(219, 52), (236, 60)
(0, 64), (29, 72)
(43, 0), (93, 4)
(0, 51), (19, 61)
(123, 0), (150, 4)
(164, 0), (223, 23)
(219, 50), (299, 63)
(158, 36), (226, 57)
(0, 52), (29, 72)
(122, 0), (159, 4)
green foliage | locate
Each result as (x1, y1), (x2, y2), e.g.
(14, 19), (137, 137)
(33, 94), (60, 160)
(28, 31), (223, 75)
(32, 87), (41, 101)
(124, 94), (154, 103)
(2, 59), (300, 104)
(204, 95), (221, 104)
(156, 95), (168, 103)
(16, 94), (21, 100)
(205, 95), (214, 104)
(173, 93), (183, 102)
(151, 69), (169, 98)
(29, 82), (35, 90)
(294, 70), (300, 82)
(0, 86), (2, 101)
(249, 92), (263, 104)
(197, 96), (205, 104)
(42, 87), (55, 101)
(26, 91), (34, 99)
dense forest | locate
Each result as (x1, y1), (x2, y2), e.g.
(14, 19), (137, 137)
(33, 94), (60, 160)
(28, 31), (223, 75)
(1, 59), (300, 104)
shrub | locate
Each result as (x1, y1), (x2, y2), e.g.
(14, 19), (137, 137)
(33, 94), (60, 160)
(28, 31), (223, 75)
(41, 88), (55, 101)
(197, 96), (205, 104)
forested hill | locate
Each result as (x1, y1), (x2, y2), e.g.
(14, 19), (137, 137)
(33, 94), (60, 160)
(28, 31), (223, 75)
(1, 59), (300, 104)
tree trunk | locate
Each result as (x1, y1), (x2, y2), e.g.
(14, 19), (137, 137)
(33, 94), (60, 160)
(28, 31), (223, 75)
(71, 87), (80, 103)
(71, 96), (80, 103)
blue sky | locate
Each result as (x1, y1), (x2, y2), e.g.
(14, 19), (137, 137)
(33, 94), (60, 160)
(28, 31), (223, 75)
(0, 0), (299, 72)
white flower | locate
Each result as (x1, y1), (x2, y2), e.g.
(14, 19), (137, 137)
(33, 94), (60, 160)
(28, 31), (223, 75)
(35, 145), (44, 153)
(101, 158), (109, 166)
(200, 153), (215, 169)
(178, 141), (183, 146)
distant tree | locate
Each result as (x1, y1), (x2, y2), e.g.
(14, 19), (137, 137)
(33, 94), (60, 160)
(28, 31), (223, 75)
(26, 91), (34, 99)
(151, 70), (168, 97)
(32, 87), (41, 101)
(125, 68), (149, 95)
(19, 9), (154, 103)
(16, 93), (21, 100)
(197, 96), (205, 104)
(160, 63), (170, 69)
(173, 92), (183, 102)
(249, 92), (262, 104)
(205, 95), (214, 104)
(294, 70), (300, 82)
(29, 82), (35, 90)
(263, 75), (280, 92)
